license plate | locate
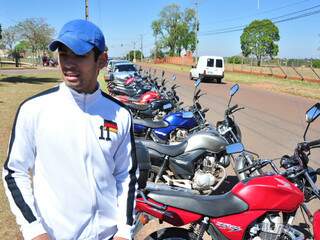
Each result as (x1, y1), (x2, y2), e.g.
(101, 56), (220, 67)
(163, 103), (172, 110)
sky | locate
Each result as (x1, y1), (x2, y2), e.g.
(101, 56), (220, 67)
(0, 0), (319, 58)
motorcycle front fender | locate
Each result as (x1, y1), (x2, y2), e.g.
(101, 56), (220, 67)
(314, 210), (320, 240)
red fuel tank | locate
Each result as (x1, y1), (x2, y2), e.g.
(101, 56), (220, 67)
(140, 91), (160, 104)
(231, 175), (304, 212)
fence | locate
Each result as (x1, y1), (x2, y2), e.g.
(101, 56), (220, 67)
(152, 56), (320, 83)
(225, 63), (320, 83)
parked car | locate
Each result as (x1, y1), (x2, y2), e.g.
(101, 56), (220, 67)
(106, 59), (129, 72)
(190, 56), (224, 83)
(108, 62), (139, 81)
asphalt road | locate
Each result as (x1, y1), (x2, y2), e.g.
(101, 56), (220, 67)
(146, 67), (320, 166)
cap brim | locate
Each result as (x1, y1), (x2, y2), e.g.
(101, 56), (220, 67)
(48, 34), (94, 55)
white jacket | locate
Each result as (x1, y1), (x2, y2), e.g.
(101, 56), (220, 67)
(3, 82), (137, 240)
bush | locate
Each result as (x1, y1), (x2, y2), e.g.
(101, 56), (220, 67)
(228, 56), (242, 64)
(312, 60), (320, 68)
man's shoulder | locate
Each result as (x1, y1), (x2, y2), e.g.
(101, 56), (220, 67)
(24, 85), (59, 103)
(100, 91), (131, 115)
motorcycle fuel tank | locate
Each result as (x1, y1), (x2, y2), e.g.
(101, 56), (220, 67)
(185, 129), (228, 153)
(163, 111), (197, 128)
(232, 175), (304, 212)
(140, 91), (160, 104)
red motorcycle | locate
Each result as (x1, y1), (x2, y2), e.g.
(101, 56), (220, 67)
(134, 103), (320, 240)
(114, 90), (161, 104)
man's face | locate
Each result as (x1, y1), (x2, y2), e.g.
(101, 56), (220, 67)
(58, 45), (106, 93)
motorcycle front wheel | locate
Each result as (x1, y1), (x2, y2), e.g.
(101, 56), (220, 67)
(145, 227), (197, 240)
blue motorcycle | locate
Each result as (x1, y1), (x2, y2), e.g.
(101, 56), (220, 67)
(134, 79), (209, 143)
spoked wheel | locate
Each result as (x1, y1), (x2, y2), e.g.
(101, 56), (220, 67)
(145, 227), (196, 240)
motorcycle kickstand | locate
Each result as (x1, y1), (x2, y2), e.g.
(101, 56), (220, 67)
(155, 156), (169, 183)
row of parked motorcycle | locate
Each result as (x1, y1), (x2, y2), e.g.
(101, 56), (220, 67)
(106, 67), (320, 240)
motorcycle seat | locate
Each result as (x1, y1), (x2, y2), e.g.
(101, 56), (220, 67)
(145, 185), (248, 218)
(140, 140), (188, 157)
(126, 102), (150, 111)
(134, 118), (169, 129)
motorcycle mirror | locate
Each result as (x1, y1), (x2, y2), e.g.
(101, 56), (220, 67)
(303, 103), (320, 141)
(226, 143), (244, 155)
(306, 103), (320, 123)
(230, 84), (239, 97)
(195, 78), (201, 88)
(172, 75), (176, 81)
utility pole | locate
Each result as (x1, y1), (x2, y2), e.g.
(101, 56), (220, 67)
(194, 0), (199, 64)
(140, 34), (143, 61)
(154, 35), (157, 62)
(133, 41), (136, 63)
(85, 0), (89, 20)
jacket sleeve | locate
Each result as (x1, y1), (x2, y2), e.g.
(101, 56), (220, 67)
(113, 113), (138, 240)
(2, 103), (46, 240)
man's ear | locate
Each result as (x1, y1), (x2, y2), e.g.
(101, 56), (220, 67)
(98, 52), (107, 69)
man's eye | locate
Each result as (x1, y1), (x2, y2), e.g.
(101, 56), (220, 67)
(76, 54), (87, 58)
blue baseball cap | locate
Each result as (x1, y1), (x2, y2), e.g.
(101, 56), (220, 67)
(49, 19), (105, 55)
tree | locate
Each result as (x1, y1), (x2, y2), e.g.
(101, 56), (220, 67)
(240, 19), (280, 66)
(0, 24), (2, 40)
(15, 18), (54, 56)
(1, 26), (18, 52)
(152, 4), (197, 57)
(126, 50), (143, 62)
(14, 40), (30, 55)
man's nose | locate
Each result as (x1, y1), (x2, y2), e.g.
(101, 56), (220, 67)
(63, 56), (77, 68)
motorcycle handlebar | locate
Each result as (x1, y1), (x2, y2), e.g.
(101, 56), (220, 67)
(225, 104), (238, 115)
(238, 159), (273, 174)
(307, 139), (320, 148)
(202, 107), (209, 113)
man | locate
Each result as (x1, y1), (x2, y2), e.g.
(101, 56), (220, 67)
(3, 19), (137, 240)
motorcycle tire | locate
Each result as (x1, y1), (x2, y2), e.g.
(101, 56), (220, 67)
(145, 227), (196, 240)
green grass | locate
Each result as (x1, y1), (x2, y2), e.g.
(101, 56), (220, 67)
(225, 72), (320, 100)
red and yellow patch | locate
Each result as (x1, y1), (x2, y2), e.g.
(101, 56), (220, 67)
(104, 120), (118, 133)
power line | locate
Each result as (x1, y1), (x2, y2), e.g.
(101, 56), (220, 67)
(199, 4), (320, 36)
(201, 0), (312, 27)
(201, 3), (320, 35)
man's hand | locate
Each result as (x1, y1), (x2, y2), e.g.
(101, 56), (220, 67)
(32, 233), (50, 240)
(113, 237), (128, 240)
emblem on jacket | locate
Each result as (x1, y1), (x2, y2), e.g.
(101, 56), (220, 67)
(99, 120), (118, 141)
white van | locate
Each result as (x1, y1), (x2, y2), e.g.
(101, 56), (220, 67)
(190, 56), (224, 83)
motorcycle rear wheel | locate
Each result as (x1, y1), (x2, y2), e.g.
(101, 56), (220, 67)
(145, 227), (197, 240)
